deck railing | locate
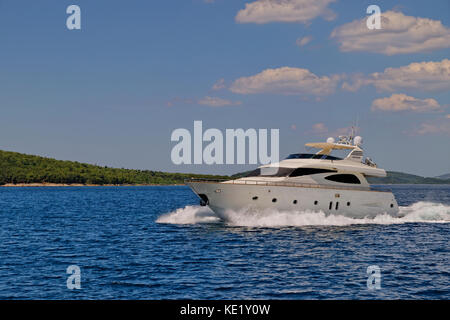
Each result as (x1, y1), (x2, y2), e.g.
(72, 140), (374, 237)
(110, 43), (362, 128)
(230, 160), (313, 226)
(185, 178), (392, 193)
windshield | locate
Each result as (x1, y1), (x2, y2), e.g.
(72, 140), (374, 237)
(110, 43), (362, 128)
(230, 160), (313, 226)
(285, 153), (342, 160)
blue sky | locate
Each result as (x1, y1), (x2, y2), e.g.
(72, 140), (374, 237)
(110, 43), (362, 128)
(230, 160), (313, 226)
(0, 0), (449, 176)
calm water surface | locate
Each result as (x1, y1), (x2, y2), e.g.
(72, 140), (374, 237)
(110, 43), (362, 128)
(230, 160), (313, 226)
(0, 185), (448, 299)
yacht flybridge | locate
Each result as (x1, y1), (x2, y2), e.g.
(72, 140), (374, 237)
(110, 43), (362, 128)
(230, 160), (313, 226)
(186, 132), (399, 219)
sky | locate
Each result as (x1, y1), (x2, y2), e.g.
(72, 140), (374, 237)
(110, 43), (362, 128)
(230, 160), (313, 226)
(0, 0), (449, 177)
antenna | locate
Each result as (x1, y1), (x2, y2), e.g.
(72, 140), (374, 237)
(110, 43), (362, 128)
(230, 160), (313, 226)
(349, 116), (360, 144)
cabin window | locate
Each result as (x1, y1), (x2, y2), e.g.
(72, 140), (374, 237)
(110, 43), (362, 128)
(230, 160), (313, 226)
(390, 204), (394, 208)
(293, 200), (297, 204)
(347, 202), (351, 206)
(314, 201), (318, 205)
(245, 167), (294, 177)
(272, 198), (277, 203)
(252, 196), (258, 200)
(329, 201), (333, 210)
(289, 168), (336, 177)
(325, 174), (361, 184)
(335, 202), (339, 210)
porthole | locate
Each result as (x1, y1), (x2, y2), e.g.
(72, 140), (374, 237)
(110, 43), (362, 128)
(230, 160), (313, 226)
(347, 202), (351, 206)
(329, 201), (333, 210)
(293, 200), (297, 204)
(390, 204), (394, 208)
(252, 196), (258, 200)
(314, 200), (318, 205)
(335, 202), (339, 210)
(272, 198), (277, 203)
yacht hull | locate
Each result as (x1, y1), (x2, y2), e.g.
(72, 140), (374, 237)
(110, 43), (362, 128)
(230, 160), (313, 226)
(186, 181), (399, 220)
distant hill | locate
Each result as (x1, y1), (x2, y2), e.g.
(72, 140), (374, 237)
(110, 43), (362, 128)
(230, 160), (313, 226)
(436, 173), (450, 180)
(366, 171), (450, 184)
(0, 150), (227, 186)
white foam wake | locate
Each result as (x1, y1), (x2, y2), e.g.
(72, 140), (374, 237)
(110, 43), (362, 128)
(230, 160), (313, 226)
(156, 201), (450, 227)
(156, 205), (221, 224)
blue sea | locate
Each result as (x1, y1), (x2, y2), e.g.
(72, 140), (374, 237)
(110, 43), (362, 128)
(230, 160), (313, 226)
(0, 185), (448, 300)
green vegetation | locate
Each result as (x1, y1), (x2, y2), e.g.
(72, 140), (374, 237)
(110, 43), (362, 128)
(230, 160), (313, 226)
(436, 173), (450, 180)
(0, 150), (228, 186)
(1, 149), (449, 186)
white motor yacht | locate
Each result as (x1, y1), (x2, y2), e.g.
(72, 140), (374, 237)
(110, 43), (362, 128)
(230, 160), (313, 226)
(186, 132), (399, 219)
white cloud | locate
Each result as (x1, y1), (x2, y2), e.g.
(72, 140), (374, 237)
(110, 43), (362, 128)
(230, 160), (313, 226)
(230, 59), (450, 97)
(371, 94), (441, 113)
(331, 11), (450, 55)
(212, 78), (226, 91)
(166, 96), (241, 108)
(235, 0), (336, 24)
(230, 67), (340, 96)
(296, 36), (312, 47)
(340, 73), (367, 92)
(342, 59), (450, 92)
(414, 120), (450, 135)
(311, 123), (328, 134)
(198, 96), (242, 107)
(166, 97), (194, 107)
